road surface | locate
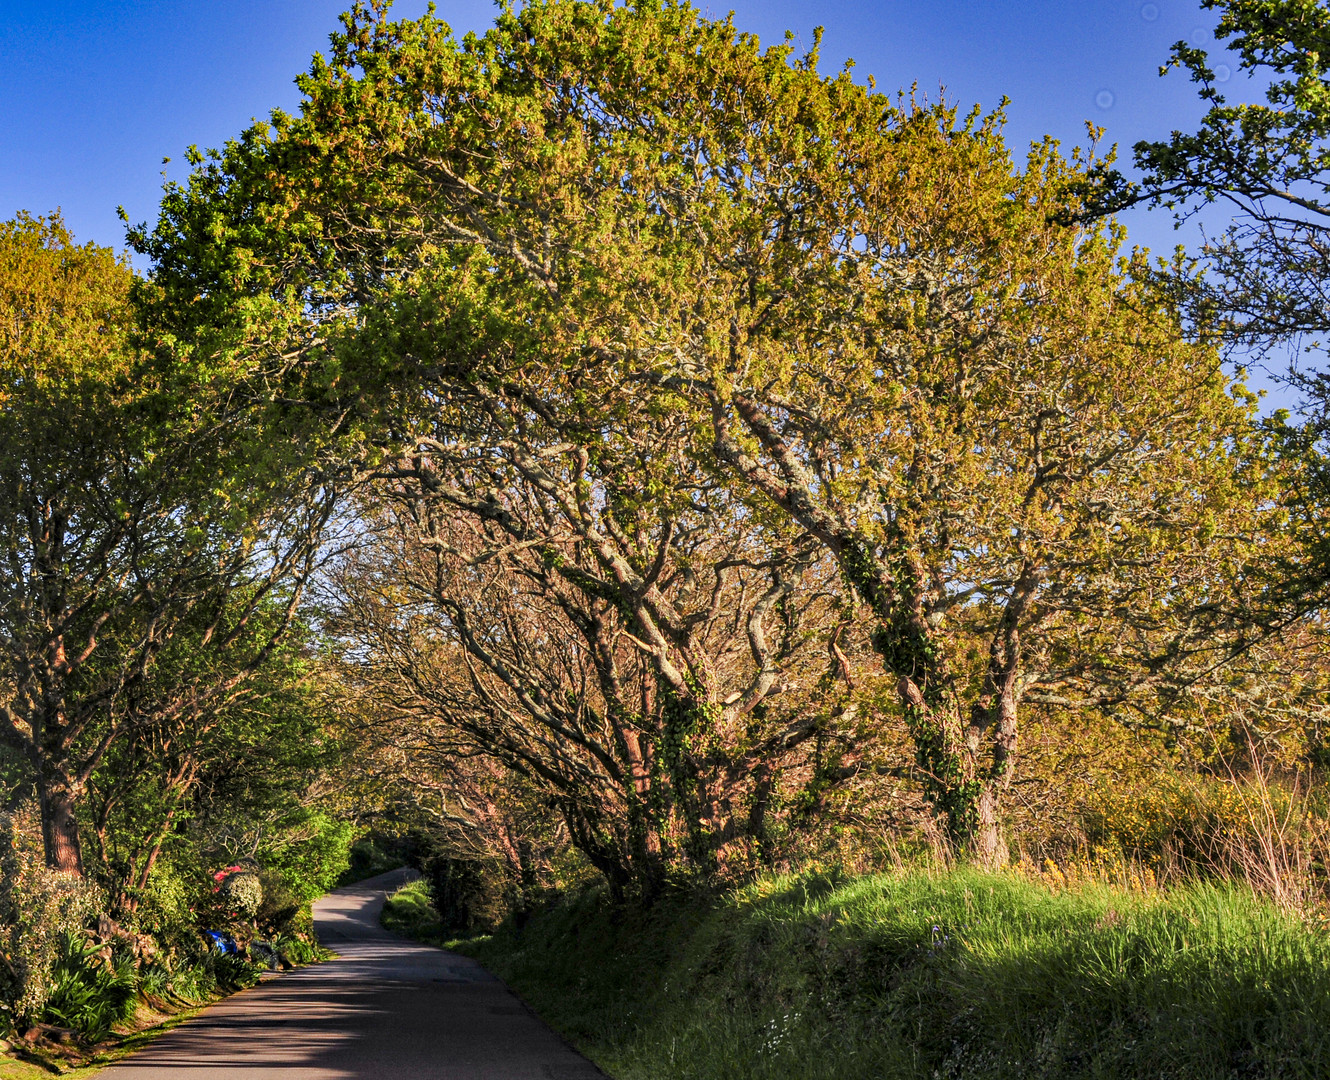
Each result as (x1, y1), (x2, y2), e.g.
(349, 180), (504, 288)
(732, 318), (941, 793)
(101, 868), (604, 1079)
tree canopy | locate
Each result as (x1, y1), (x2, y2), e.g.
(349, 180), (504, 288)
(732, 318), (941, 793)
(120, 0), (1309, 867)
(1072, 0), (1330, 604)
(0, 212), (335, 874)
(1088, 0), (1330, 348)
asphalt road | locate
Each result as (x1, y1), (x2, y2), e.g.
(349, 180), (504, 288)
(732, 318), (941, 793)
(100, 868), (605, 1079)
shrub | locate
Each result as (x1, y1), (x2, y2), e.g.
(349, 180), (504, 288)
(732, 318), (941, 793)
(255, 869), (302, 935)
(1083, 768), (1330, 911)
(124, 861), (200, 951)
(425, 855), (507, 934)
(217, 871), (263, 922)
(0, 806), (101, 1028)
(261, 811), (355, 903)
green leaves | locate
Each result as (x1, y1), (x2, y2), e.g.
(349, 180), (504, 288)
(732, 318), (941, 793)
(1098, 0), (1330, 598)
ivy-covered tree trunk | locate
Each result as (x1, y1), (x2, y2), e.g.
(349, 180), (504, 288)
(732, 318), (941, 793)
(842, 542), (980, 856)
(895, 680), (980, 850)
(964, 566), (1038, 866)
(898, 668), (1014, 865)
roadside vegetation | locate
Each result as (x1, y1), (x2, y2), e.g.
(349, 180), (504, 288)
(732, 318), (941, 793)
(447, 864), (1330, 1080)
(8, 0), (1330, 1076)
(381, 878), (449, 948)
(0, 792), (336, 1069)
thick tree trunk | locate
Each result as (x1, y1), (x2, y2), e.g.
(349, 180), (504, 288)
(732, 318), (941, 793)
(39, 777), (84, 876)
(963, 570), (1033, 868)
(897, 678), (980, 848)
(973, 786), (1009, 869)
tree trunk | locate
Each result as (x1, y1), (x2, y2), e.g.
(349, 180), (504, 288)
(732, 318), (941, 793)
(39, 777), (84, 876)
(963, 573), (1032, 869)
(973, 785), (1009, 869)
(897, 678), (980, 850)
(131, 803), (180, 902)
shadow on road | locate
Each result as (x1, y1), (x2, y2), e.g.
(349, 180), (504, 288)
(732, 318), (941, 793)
(98, 869), (604, 1080)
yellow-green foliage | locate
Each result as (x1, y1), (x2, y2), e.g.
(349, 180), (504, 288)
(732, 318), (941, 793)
(1083, 773), (1328, 862)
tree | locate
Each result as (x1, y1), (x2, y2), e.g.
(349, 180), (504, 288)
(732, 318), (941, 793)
(0, 212), (334, 874)
(82, 603), (332, 911)
(1086, 0), (1330, 350)
(129, 0), (1294, 862)
(325, 436), (867, 892)
(1075, 0), (1330, 594)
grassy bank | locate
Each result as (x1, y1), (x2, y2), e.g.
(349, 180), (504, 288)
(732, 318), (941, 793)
(381, 877), (450, 947)
(432, 868), (1330, 1079)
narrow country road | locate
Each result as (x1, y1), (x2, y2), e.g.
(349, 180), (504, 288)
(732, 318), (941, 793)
(100, 869), (604, 1079)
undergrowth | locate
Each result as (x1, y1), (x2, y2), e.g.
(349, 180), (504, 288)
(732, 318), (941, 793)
(29, 931), (272, 1043)
(381, 877), (449, 946)
(443, 867), (1330, 1079)
(41, 933), (140, 1042)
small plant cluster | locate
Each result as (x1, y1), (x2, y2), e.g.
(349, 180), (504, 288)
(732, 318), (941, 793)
(381, 877), (447, 946)
(1011, 852), (1159, 895)
(42, 931), (144, 1042)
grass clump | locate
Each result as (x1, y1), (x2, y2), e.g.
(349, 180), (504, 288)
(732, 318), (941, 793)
(381, 877), (449, 946)
(452, 867), (1330, 1079)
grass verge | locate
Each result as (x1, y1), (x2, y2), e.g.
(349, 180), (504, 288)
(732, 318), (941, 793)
(435, 867), (1330, 1079)
(381, 876), (450, 947)
(0, 1000), (207, 1078)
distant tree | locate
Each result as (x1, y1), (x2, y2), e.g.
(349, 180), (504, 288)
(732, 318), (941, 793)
(326, 460), (863, 893)
(130, 0), (1297, 863)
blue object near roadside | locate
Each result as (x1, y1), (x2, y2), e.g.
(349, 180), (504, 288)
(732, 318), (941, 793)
(205, 930), (236, 954)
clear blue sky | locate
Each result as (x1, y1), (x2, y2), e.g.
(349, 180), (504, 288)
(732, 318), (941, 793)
(2, 0), (1229, 256)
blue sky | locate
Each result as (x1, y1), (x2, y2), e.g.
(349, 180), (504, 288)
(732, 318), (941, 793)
(2, 0), (1228, 256)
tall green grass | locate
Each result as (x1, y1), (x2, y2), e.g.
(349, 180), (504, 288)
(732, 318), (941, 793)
(450, 868), (1330, 1079)
(381, 877), (449, 946)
